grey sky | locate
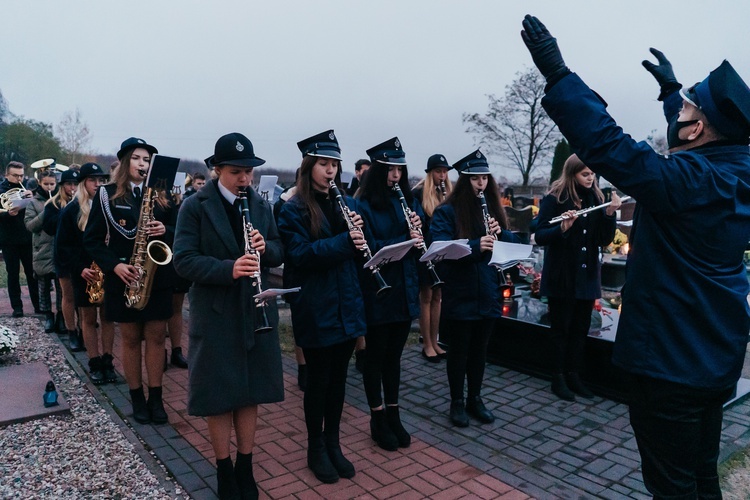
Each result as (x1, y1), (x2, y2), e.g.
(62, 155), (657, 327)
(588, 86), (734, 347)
(2, 1), (749, 181)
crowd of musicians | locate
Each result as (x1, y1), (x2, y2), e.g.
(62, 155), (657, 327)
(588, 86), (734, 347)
(2, 14), (750, 499)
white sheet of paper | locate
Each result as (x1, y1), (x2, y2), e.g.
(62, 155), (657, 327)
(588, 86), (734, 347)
(11, 195), (32, 210)
(364, 239), (417, 269)
(254, 287), (301, 301)
(617, 220), (633, 227)
(257, 175), (278, 202)
(340, 171), (354, 188)
(173, 172), (186, 191)
(489, 241), (533, 269)
(420, 240), (471, 263)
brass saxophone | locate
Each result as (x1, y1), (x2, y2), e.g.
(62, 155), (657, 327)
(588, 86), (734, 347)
(124, 187), (173, 310)
(86, 261), (105, 304)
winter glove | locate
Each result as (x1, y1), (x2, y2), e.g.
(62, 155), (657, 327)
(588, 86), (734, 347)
(521, 15), (570, 87)
(642, 48), (682, 101)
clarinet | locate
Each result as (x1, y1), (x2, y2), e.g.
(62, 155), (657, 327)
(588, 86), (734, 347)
(392, 183), (443, 289)
(238, 188), (273, 334)
(478, 190), (507, 286)
(329, 180), (391, 297)
(439, 180), (447, 201)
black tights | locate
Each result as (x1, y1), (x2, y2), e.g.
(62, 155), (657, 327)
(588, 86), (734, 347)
(363, 321), (411, 408)
(302, 339), (356, 438)
(445, 318), (495, 401)
(547, 297), (594, 373)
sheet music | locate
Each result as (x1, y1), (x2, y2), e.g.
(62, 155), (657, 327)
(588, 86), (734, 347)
(254, 287), (301, 301)
(489, 241), (534, 269)
(364, 239), (417, 269)
(420, 240), (472, 263)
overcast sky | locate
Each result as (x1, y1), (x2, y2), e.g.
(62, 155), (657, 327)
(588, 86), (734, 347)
(2, 1), (749, 181)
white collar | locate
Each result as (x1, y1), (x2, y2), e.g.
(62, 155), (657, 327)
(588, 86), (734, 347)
(217, 180), (238, 206)
(130, 182), (144, 192)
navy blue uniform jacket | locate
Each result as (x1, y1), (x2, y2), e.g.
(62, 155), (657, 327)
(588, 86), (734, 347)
(535, 192), (616, 300)
(357, 195), (421, 326)
(431, 202), (519, 320)
(543, 73), (750, 389)
(277, 195), (366, 349)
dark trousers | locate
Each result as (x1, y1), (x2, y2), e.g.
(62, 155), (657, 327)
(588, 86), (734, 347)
(2, 243), (39, 312)
(547, 297), (594, 373)
(445, 318), (495, 401)
(628, 375), (734, 500)
(302, 338), (356, 438)
(37, 273), (61, 313)
(363, 321), (411, 408)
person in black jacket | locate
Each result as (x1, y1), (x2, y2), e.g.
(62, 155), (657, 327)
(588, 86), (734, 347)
(534, 154), (619, 401)
(0, 161), (39, 316)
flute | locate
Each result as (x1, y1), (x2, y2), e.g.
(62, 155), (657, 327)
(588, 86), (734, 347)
(548, 196), (632, 224)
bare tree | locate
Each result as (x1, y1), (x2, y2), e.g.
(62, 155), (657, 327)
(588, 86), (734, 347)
(56, 108), (92, 164)
(646, 129), (668, 155)
(463, 68), (561, 186)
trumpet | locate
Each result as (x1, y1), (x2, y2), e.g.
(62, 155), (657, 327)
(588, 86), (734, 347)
(548, 196), (632, 224)
(238, 188), (273, 334)
(478, 190), (506, 286)
(392, 183), (443, 289)
(329, 180), (391, 297)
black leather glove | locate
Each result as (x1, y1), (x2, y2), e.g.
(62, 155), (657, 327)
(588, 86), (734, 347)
(642, 48), (682, 101)
(521, 15), (569, 85)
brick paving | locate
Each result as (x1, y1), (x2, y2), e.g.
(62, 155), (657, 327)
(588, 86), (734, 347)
(5, 285), (750, 499)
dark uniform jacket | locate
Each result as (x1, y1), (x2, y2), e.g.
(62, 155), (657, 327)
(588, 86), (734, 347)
(543, 73), (750, 389)
(535, 189), (617, 300)
(357, 194), (422, 326)
(431, 202), (520, 321)
(173, 180), (284, 416)
(43, 201), (66, 277)
(277, 193), (366, 349)
(56, 200), (93, 285)
(0, 179), (32, 246)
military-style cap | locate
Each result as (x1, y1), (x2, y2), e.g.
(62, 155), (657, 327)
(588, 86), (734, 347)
(79, 162), (108, 180)
(297, 130), (341, 160)
(117, 137), (158, 161)
(453, 149), (491, 174)
(425, 153), (452, 173)
(205, 132), (265, 168)
(680, 60), (750, 141)
(60, 169), (80, 184)
(366, 137), (406, 165)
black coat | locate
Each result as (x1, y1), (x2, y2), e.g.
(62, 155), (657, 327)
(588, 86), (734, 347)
(0, 179), (31, 246)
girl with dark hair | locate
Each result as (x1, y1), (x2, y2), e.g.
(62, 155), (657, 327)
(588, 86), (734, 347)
(431, 150), (519, 428)
(357, 137), (422, 451)
(277, 130), (367, 484)
(84, 137), (175, 426)
(534, 153), (620, 401)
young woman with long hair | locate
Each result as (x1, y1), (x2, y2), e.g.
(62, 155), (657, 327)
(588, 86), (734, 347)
(83, 137), (175, 426)
(431, 150), (519, 427)
(412, 154), (453, 361)
(357, 137), (422, 451)
(534, 153), (620, 401)
(277, 130), (367, 484)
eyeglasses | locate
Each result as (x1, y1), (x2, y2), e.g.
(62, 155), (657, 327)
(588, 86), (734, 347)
(6, 173), (23, 179)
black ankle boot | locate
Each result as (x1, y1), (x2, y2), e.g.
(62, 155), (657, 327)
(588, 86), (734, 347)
(170, 347), (188, 369)
(217, 456), (240, 500)
(234, 452), (259, 500)
(551, 373), (576, 401)
(450, 399), (470, 427)
(129, 387), (150, 424)
(466, 395), (495, 424)
(385, 405), (411, 448)
(566, 372), (594, 399)
(68, 329), (85, 352)
(297, 364), (307, 392)
(370, 409), (399, 451)
(101, 353), (117, 383)
(307, 435), (339, 484)
(44, 312), (55, 333)
(88, 356), (105, 385)
(147, 386), (168, 424)
(324, 430), (355, 479)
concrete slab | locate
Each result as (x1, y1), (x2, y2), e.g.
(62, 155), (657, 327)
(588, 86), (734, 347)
(0, 361), (70, 426)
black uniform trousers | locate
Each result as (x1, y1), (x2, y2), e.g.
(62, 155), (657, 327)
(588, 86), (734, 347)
(363, 321), (411, 408)
(445, 318), (495, 401)
(2, 243), (39, 312)
(547, 297), (595, 374)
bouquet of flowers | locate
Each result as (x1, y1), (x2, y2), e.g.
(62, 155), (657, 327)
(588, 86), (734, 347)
(604, 229), (629, 254)
(0, 325), (19, 355)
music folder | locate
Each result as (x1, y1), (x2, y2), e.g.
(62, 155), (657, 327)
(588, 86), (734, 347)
(257, 175), (278, 202)
(364, 239), (418, 270)
(145, 155), (180, 191)
(489, 241), (534, 270)
(420, 240), (472, 263)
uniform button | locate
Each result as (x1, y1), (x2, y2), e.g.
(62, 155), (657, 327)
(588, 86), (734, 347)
(583, 229), (587, 234)
(582, 264), (587, 268)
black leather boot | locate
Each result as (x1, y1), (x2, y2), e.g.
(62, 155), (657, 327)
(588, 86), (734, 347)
(449, 399), (470, 427)
(466, 396), (496, 424)
(324, 430), (355, 479)
(385, 405), (411, 448)
(68, 329), (85, 352)
(129, 387), (150, 424)
(307, 435), (339, 484)
(88, 356), (105, 385)
(147, 386), (168, 424)
(369, 409), (399, 451)
(234, 452), (259, 500)
(101, 353), (117, 383)
(217, 456), (240, 500)
(170, 347), (188, 369)
(44, 312), (55, 333)
(566, 372), (595, 399)
(551, 373), (576, 401)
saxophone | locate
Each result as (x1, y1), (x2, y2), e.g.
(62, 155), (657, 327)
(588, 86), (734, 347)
(86, 261), (105, 304)
(124, 187), (173, 310)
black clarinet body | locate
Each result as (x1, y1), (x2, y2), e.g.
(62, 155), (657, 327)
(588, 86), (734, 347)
(238, 188), (273, 334)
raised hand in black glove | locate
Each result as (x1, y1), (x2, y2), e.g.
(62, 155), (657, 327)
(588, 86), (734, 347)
(521, 15), (569, 85)
(642, 48), (682, 101)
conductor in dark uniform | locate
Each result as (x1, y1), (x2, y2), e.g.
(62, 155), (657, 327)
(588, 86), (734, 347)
(522, 15), (750, 498)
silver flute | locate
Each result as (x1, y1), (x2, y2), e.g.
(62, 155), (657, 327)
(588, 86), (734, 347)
(548, 196), (631, 224)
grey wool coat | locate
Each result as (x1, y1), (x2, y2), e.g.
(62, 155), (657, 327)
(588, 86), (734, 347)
(173, 180), (284, 416)
(24, 192), (55, 276)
